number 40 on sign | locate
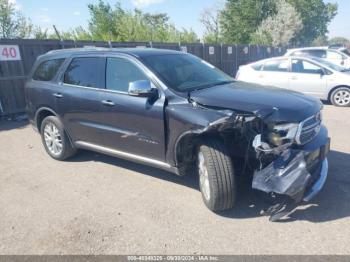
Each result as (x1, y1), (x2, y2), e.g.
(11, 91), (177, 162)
(0, 45), (21, 61)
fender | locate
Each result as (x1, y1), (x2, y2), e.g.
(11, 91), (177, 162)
(34, 107), (75, 148)
(34, 106), (58, 131)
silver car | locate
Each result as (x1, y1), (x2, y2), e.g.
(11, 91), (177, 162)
(284, 47), (350, 68)
(236, 56), (350, 107)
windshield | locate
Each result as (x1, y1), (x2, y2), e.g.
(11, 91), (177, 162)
(311, 57), (347, 72)
(141, 54), (234, 92)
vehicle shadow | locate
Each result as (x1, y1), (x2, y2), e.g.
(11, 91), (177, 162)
(69, 150), (199, 190)
(220, 150), (350, 223)
(0, 115), (29, 132)
(69, 149), (350, 223)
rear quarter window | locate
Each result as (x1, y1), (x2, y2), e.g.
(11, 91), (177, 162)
(33, 58), (65, 81)
(251, 62), (263, 70)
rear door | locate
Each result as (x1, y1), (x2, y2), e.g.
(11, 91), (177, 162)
(97, 56), (166, 161)
(258, 58), (290, 89)
(289, 58), (327, 98)
(56, 56), (106, 145)
(27, 58), (66, 122)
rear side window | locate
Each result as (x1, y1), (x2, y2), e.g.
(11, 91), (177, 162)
(64, 57), (101, 88)
(251, 62), (263, 71)
(310, 50), (326, 58)
(33, 59), (65, 81)
(106, 57), (149, 92)
(292, 50), (326, 58)
(262, 59), (289, 72)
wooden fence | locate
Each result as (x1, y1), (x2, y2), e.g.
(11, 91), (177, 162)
(0, 39), (286, 116)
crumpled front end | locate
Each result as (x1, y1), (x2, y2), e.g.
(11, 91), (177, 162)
(167, 95), (330, 221)
(250, 118), (330, 221)
(252, 126), (330, 202)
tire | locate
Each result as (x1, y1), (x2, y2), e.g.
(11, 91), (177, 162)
(330, 87), (350, 107)
(197, 138), (236, 212)
(40, 116), (77, 160)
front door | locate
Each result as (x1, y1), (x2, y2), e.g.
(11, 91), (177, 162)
(289, 59), (327, 98)
(98, 56), (166, 161)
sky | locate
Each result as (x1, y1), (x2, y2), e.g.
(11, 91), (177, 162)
(10, 0), (350, 39)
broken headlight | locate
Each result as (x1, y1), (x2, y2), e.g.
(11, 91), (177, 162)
(267, 123), (300, 146)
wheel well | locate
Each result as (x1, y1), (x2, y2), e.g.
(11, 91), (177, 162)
(175, 131), (222, 172)
(35, 109), (56, 131)
(328, 85), (350, 102)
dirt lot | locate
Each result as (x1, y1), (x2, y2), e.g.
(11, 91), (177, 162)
(0, 105), (350, 255)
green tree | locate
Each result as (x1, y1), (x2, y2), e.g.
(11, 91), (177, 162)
(312, 35), (329, 46)
(200, 5), (221, 44)
(220, 0), (276, 44)
(85, 0), (198, 43)
(87, 0), (120, 40)
(33, 26), (48, 39)
(328, 37), (349, 46)
(251, 0), (303, 46)
(0, 0), (32, 38)
(144, 13), (169, 41)
(179, 28), (199, 43)
(286, 0), (338, 45)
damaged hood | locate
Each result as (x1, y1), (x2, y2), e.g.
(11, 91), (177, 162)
(190, 81), (322, 122)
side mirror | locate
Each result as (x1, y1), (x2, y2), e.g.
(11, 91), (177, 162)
(128, 80), (156, 98)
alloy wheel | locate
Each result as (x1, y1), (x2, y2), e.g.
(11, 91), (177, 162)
(334, 89), (350, 106)
(43, 122), (63, 156)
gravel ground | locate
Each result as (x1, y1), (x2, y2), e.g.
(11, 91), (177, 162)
(0, 105), (349, 255)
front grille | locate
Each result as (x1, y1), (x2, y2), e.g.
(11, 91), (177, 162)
(296, 113), (322, 145)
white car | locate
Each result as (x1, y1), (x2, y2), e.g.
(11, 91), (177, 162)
(236, 56), (350, 107)
(285, 47), (350, 68)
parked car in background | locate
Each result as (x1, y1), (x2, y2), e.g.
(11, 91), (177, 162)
(337, 47), (350, 56)
(285, 47), (350, 68)
(236, 56), (350, 107)
(25, 48), (330, 221)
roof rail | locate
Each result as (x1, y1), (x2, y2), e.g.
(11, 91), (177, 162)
(46, 46), (110, 55)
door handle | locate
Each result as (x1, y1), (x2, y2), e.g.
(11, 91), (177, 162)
(101, 100), (115, 106)
(53, 93), (63, 98)
(291, 76), (298, 80)
(258, 74), (265, 78)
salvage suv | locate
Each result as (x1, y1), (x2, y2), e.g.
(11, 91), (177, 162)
(25, 48), (330, 221)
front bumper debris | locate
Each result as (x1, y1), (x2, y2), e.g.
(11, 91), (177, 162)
(303, 158), (328, 202)
(251, 126), (330, 221)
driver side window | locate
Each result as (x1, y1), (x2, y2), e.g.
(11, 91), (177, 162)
(291, 59), (323, 74)
(106, 57), (149, 92)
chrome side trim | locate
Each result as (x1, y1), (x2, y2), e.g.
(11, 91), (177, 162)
(75, 141), (180, 175)
(303, 158), (328, 202)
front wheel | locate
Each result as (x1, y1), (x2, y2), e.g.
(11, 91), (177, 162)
(198, 138), (236, 212)
(330, 87), (350, 107)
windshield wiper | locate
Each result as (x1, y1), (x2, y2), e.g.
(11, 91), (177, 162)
(190, 80), (235, 92)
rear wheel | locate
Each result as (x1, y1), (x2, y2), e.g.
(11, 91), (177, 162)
(198, 138), (236, 212)
(330, 87), (350, 107)
(40, 116), (77, 160)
